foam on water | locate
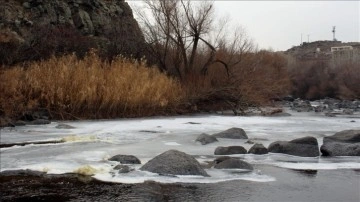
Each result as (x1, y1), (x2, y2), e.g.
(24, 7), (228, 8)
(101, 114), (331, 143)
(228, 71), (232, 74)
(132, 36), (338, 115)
(93, 169), (276, 184)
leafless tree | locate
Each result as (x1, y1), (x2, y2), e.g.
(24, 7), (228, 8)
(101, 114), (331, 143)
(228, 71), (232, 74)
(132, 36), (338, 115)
(136, 0), (254, 79)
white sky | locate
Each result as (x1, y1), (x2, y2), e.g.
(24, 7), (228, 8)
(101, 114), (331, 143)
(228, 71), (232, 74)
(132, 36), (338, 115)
(128, 1), (360, 51)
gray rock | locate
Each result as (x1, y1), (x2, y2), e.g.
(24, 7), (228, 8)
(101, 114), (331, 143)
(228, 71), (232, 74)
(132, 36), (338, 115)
(23, 2), (32, 9)
(320, 130), (360, 156)
(195, 133), (218, 145)
(0, 0), (146, 65)
(291, 99), (313, 112)
(212, 127), (248, 139)
(56, 123), (75, 129)
(114, 165), (131, 173)
(14, 120), (26, 126)
(343, 109), (354, 115)
(214, 146), (247, 155)
(29, 119), (50, 125)
(140, 150), (209, 176)
(248, 143), (268, 155)
(73, 9), (94, 34)
(109, 155), (141, 164)
(214, 158), (253, 170)
(213, 156), (232, 164)
(268, 136), (319, 157)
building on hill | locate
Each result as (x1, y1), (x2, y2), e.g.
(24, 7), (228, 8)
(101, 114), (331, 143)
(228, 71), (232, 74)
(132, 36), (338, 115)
(285, 41), (360, 63)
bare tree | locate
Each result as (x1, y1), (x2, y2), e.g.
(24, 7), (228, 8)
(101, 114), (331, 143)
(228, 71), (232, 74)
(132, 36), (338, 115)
(137, 0), (230, 78)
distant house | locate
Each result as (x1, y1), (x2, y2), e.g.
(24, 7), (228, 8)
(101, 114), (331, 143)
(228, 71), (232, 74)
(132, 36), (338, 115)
(330, 46), (353, 52)
(331, 45), (359, 62)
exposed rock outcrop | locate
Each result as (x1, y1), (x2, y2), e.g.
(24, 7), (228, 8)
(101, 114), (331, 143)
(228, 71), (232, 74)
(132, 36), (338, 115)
(213, 158), (253, 170)
(140, 150), (209, 176)
(195, 133), (218, 145)
(320, 130), (360, 156)
(212, 128), (248, 139)
(0, 0), (146, 64)
(248, 143), (268, 155)
(114, 165), (132, 173)
(109, 155), (141, 164)
(268, 136), (320, 157)
(214, 146), (247, 155)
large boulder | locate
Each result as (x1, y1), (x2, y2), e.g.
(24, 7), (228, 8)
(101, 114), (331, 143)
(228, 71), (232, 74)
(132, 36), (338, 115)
(214, 158), (253, 170)
(248, 143), (268, 155)
(320, 130), (360, 156)
(195, 133), (218, 145)
(109, 155), (141, 164)
(214, 146), (247, 155)
(212, 128), (248, 139)
(140, 150), (209, 176)
(268, 136), (319, 157)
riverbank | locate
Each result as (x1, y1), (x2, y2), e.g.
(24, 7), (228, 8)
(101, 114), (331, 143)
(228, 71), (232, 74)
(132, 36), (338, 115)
(1, 166), (359, 202)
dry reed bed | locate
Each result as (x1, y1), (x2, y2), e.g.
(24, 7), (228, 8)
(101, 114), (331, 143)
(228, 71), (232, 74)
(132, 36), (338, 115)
(0, 52), (183, 119)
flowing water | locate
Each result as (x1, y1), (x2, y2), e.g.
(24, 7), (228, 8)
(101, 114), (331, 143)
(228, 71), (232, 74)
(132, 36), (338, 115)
(1, 109), (360, 201)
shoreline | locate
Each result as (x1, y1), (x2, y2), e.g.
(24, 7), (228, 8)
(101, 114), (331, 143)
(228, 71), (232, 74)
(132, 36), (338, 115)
(1, 166), (359, 202)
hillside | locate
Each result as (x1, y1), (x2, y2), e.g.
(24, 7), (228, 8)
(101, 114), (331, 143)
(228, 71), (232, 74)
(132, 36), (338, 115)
(284, 40), (360, 61)
(0, 0), (146, 64)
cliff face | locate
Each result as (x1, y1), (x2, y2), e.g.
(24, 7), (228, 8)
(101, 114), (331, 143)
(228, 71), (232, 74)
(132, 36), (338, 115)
(0, 0), (146, 64)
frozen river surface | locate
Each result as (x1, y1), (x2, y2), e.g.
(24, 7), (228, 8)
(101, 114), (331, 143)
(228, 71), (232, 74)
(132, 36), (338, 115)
(1, 110), (359, 185)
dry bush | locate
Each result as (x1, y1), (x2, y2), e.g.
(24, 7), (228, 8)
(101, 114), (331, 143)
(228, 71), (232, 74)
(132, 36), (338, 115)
(289, 58), (360, 100)
(182, 51), (291, 111)
(0, 52), (183, 120)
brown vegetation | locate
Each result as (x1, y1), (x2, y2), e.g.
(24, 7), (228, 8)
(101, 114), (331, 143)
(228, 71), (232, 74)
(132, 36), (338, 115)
(288, 58), (360, 100)
(0, 52), (183, 120)
(0, 0), (292, 121)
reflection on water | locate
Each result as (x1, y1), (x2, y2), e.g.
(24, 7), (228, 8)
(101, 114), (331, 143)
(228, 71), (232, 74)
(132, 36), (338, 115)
(291, 169), (318, 177)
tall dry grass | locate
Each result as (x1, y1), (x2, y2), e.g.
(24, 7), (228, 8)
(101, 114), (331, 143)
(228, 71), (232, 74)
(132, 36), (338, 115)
(0, 52), (183, 120)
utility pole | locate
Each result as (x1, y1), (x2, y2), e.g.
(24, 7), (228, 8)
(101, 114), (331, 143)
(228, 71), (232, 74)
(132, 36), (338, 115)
(332, 26), (336, 41)
(307, 34), (310, 43)
(301, 33), (303, 45)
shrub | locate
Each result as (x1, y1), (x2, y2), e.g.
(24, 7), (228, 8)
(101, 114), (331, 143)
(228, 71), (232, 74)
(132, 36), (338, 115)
(0, 52), (183, 120)
(182, 51), (291, 112)
(288, 58), (360, 100)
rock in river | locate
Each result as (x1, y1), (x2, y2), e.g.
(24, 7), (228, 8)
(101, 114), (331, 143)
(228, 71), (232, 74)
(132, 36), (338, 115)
(109, 155), (141, 164)
(214, 158), (253, 170)
(195, 133), (218, 145)
(320, 130), (360, 156)
(212, 127), (248, 139)
(268, 136), (319, 157)
(214, 146), (247, 155)
(248, 143), (268, 155)
(140, 150), (209, 176)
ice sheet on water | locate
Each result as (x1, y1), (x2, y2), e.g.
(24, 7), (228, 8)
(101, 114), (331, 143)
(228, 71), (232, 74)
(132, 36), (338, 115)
(1, 112), (360, 183)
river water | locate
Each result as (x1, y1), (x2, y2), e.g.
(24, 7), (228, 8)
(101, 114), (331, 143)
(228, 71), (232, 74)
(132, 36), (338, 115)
(1, 110), (359, 201)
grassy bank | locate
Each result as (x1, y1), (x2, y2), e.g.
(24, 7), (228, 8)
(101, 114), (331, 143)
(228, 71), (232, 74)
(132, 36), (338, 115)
(0, 50), (292, 122)
(0, 52), (183, 120)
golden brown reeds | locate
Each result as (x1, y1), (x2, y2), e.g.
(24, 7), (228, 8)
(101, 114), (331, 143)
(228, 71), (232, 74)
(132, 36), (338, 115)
(0, 52), (184, 119)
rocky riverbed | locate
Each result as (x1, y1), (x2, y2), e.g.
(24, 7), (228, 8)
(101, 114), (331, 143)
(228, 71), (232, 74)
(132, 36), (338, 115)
(1, 107), (360, 201)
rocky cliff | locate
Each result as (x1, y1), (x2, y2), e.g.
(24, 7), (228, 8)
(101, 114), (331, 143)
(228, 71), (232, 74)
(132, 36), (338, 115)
(0, 0), (146, 64)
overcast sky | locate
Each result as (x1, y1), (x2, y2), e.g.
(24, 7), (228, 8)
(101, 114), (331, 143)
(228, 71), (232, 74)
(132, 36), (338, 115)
(128, 1), (359, 51)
